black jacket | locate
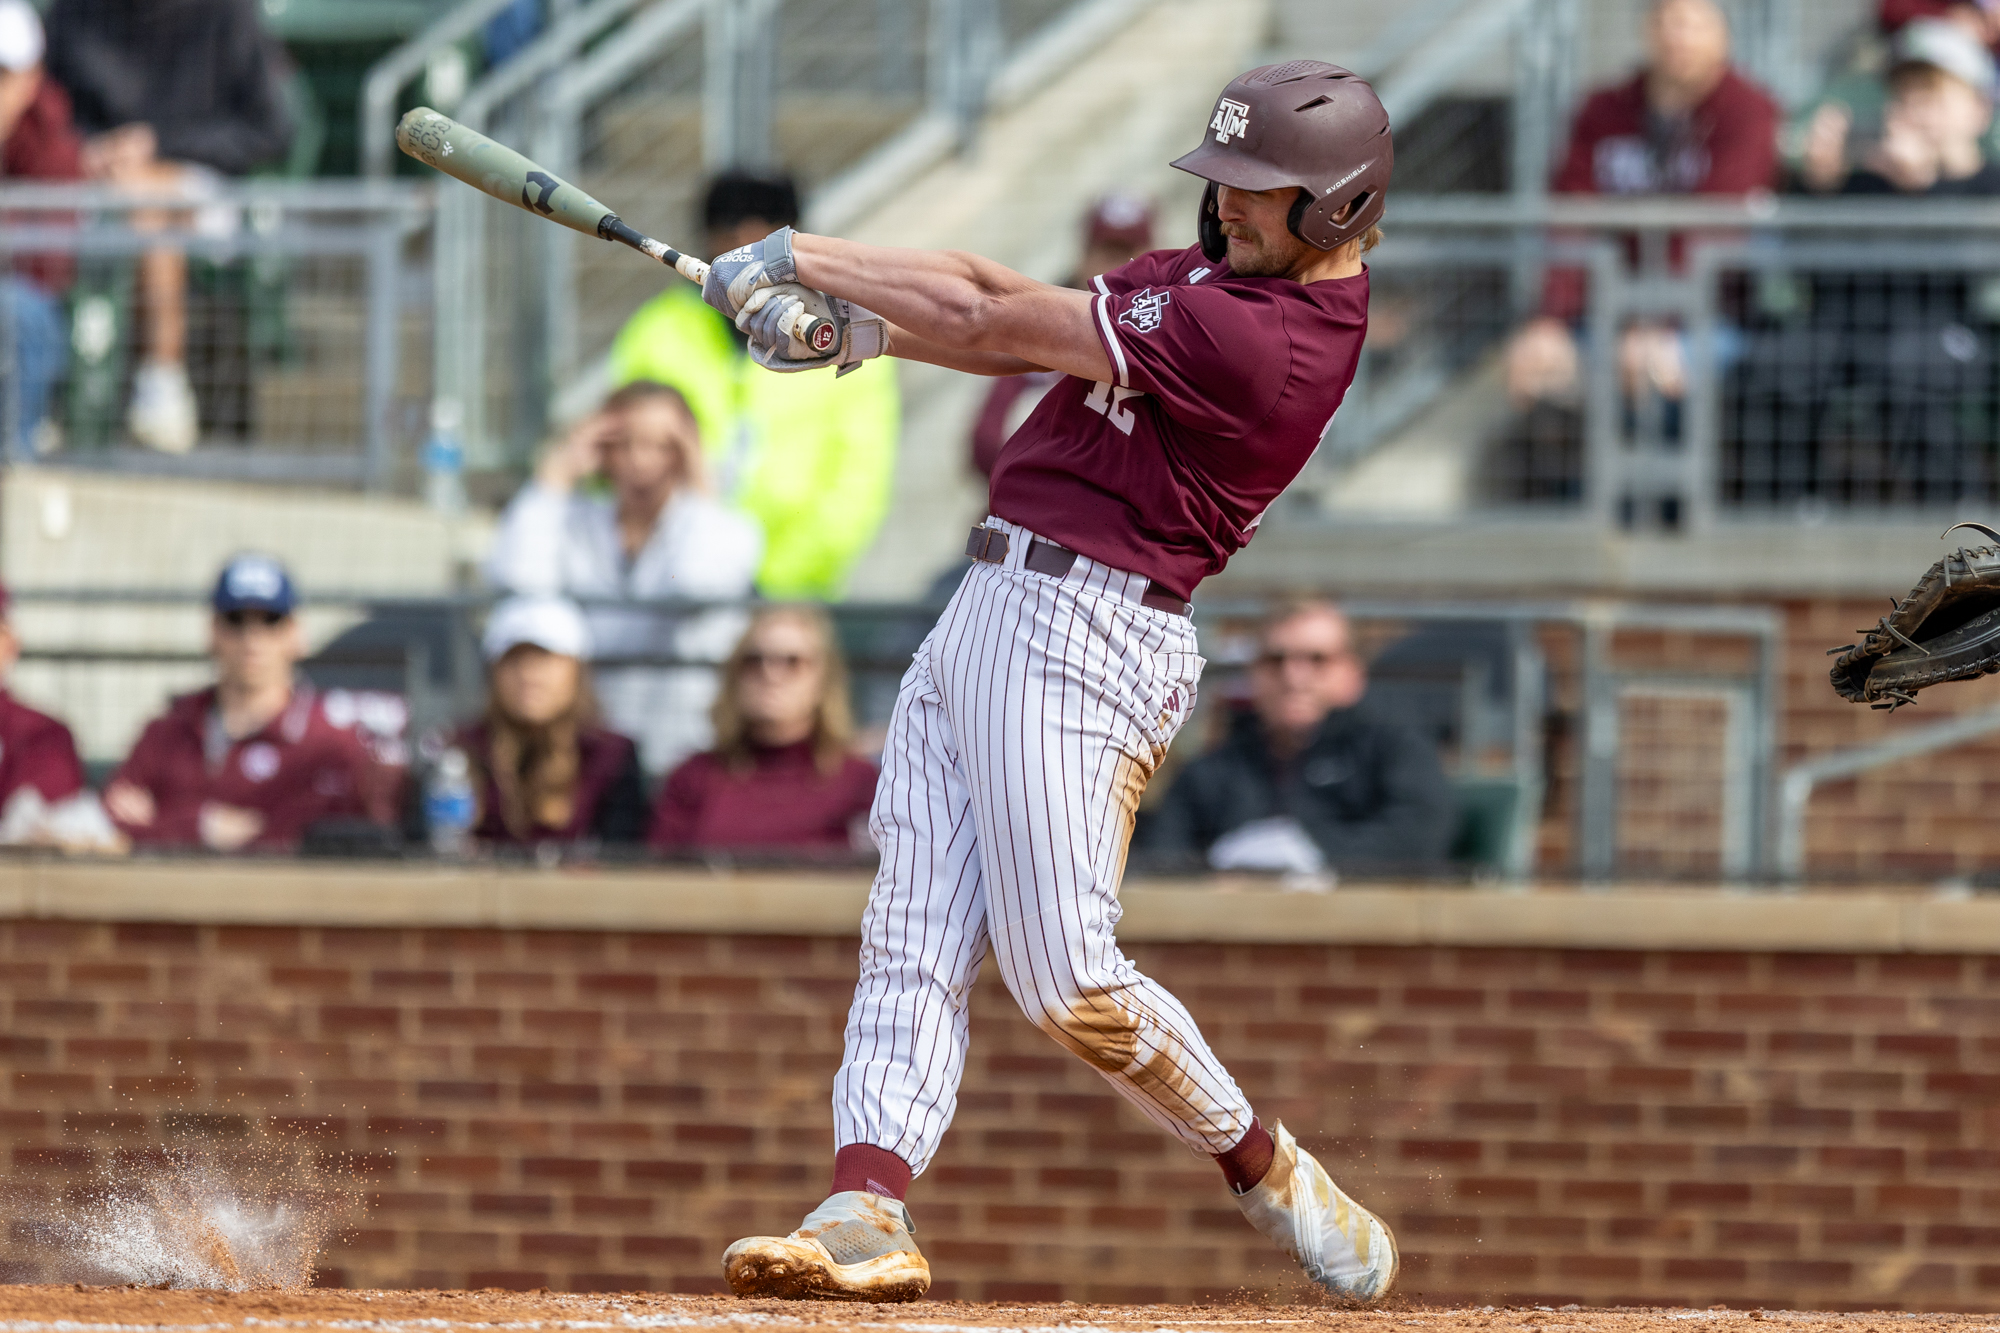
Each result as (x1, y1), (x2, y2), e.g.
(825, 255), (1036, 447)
(1139, 701), (1458, 873)
(45, 0), (292, 176)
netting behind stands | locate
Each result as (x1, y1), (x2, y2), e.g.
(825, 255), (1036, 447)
(1723, 269), (2000, 509)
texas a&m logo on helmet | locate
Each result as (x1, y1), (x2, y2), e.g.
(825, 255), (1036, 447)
(1210, 97), (1250, 144)
(1118, 288), (1171, 335)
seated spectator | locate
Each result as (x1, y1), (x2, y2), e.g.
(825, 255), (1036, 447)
(1801, 19), (2000, 194)
(609, 171), (900, 600)
(649, 605), (877, 857)
(0, 0), (82, 459)
(488, 379), (761, 777)
(1140, 600), (1456, 876)
(44, 0), (294, 454)
(1501, 0), (1777, 414)
(455, 596), (646, 850)
(1882, 0), (2000, 47)
(0, 582), (118, 850)
(104, 554), (386, 853)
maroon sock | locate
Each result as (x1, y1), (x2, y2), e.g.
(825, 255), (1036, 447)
(831, 1143), (913, 1201)
(1214, 1119), (1274, 1194)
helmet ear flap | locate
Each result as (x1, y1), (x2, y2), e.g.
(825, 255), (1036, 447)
(1198, 181), (1226, 263)
(1286, 188), (1312, 245)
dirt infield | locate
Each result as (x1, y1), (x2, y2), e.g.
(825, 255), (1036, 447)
(0, 1289), (1990, 1333)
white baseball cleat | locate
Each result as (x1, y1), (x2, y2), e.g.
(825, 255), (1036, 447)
(722, 1190), (930, 1302)
(1233, 1121), (1399, 1304)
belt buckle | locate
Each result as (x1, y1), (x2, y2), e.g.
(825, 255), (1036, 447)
(965, 525), (1010, 564)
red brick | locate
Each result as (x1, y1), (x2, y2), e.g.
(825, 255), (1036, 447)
(1875, 1033), (1961, 1062)
(1665, 1257), (1747, 1282)
(522, 1157), (603, 1183)
(470, 1193), (553, 1217)
(1400, 1139), (1483, 1164)
(1660, 1028), (1748, 1055)
(1667, 1181), (1752, 1208)
(319, 1005), (401, 1036)
(1404, 986), (1484, 1011)
(113, 923), (198, 949)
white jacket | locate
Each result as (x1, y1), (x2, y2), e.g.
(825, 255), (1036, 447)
(487, 482), (763, 775)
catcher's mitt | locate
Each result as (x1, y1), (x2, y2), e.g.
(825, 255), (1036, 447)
(1831, 522), (2000, 709)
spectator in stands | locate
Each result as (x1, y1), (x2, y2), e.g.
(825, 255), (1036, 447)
(0, 0), (81, 460)
(967, 195), (1156, 483)
(1500, 0), (1777, 414)
(1141, 600), (1456, 877)
(44, 0), (294, 454)
(456, 596), (646, 850)
(609, 172), (900, 600)
(1801, 19), (2000, 195)
(0, 582), (119, 851)
(649, 605), (877, 857)
(104, 554), (386, 853)
(488, 379), (761, 777)
(1881, 0), (2000, 51)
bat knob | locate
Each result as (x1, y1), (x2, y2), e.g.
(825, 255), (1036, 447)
(801, 316), (837, 356)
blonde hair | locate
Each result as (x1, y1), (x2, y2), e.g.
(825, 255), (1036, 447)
(711, 604), (856, 776)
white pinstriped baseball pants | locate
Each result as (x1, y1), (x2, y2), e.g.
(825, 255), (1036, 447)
(832, 517), (1255, 1175)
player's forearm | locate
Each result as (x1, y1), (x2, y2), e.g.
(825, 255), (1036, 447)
(794, 234), (1107, 379)
(886, 324), (1047, 376)
(795, 235), (1024, 348)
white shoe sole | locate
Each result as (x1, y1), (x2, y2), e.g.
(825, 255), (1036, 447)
(722, 1234), (930, 1302)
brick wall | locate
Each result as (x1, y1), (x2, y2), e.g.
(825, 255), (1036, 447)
(3, 917), (2000, 1309)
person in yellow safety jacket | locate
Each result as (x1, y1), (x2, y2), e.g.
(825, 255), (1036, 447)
(608, 172), (900, 602)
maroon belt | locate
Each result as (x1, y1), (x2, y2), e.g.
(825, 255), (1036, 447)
(965, 526), (1190, 618)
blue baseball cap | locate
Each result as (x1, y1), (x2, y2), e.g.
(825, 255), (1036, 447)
(211, 553), (298, 616)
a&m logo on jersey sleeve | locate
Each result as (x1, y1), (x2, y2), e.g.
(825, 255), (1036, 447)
(1211, 98), (1250, 143)
(1118, 288), (1171, 334)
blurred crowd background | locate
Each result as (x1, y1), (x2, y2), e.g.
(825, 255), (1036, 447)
(1, 0), (1998, 884)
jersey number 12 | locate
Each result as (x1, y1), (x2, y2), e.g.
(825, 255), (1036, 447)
(1084, 380), (1140, 436)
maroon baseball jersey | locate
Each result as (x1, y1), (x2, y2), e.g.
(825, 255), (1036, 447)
(986, 243), (1368, 599)
(0, 689), (87, 809)
(109, 684), (386, 851)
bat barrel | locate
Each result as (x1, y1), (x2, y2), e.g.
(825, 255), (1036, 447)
(396, 106), (616, 241)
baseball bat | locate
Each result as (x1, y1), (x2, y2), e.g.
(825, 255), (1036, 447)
(395, 106), (835, 354)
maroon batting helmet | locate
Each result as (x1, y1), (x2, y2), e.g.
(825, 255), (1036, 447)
(1170, 60), (1393, 262)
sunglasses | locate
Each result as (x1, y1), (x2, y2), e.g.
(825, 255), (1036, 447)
(220, 610), (290, 629)
(1255, 649), (1346, 669)
(741, 651), (814, 673)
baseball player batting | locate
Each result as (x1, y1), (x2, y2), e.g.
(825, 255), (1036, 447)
(712, 61), (1396, 1304)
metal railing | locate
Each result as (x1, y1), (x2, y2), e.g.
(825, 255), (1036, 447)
(0, 180), (431, 489)
(3, 586), (1808, 881)
(1317, 195), (2000, 528)
(375, 0), (1159, 470)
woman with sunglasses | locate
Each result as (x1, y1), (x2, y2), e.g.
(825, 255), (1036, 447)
(648, 605), (876, 857)
(452, 596), (647, 852)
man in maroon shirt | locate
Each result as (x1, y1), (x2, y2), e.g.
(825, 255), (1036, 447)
(1506, 0), (1778, 411)
(0, 581), (118, 850)
(0, 0), (83, 457)
(706, 62), (1399, 1305)
(104, 554), (385, 853)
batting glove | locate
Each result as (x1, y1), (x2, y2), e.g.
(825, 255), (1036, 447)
(702, 226), (798, 321)
(739, 284), (888, 376)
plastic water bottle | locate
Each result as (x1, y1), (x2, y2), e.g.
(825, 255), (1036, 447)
(423, 398), (466, 516)
(425, 747), (476, 856)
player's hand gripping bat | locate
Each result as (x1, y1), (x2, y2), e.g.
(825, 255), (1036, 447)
(396, 106), (836, 354)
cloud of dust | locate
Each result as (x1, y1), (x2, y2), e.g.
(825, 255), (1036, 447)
(22, 1139), (358, 1291)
